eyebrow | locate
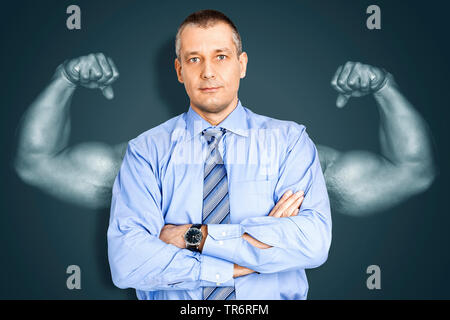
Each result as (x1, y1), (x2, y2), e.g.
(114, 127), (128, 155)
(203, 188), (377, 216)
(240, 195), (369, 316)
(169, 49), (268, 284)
(184, 47), (233, 57)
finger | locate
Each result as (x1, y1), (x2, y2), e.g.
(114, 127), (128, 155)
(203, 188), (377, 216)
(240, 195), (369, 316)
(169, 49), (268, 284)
(103, 57), (120, 86)
(276, 191), (303, 218)
(331, 65), (346, 94)
(347, 62), (361, 90)
(336, 61), (355, 93)
(270, 192), (294, 218)
(368, 66), (387, 91)
(270, 208), (283, 218)
(107, 57), (120, 78)
(336, 93), (351, 108)
(360, 67), (370, 92)
(95, 52), (113, 84)
(79, 60), (90, 84)
(292, 208), (300, 216)
(101, 85), (114, 100)
(88, 55), (103, 81)
(269, 190), (293, 216)
(283, 195), (304, 217)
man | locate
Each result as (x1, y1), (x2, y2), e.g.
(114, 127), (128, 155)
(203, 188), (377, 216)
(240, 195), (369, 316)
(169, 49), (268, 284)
(106, 10), (332, 300)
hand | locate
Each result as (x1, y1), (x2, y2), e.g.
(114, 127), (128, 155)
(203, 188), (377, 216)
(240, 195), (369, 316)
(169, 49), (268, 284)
(159, 224), (191, 249)
(331, 61), (389, 108)
(233, 264), (255, 278)
(268, 190), (304, 218)
(242, 190), (305, 249)
(57, 52), (120, 100)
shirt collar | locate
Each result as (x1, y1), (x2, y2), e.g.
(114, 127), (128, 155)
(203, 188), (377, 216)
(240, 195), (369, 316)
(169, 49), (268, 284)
(185, 99), (249, 140)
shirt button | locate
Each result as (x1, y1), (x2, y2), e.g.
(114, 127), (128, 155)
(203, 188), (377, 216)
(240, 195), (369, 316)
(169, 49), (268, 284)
(216, 274), (220, 280)
(219, 240), (224, 245)
(222, 231), (226, 236)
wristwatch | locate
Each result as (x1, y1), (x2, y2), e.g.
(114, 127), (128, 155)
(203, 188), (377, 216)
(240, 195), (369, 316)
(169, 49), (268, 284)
(184, 224), (203, 252)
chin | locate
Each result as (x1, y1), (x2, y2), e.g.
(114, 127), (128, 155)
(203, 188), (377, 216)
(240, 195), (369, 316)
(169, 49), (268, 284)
(195, 99), (230, 114)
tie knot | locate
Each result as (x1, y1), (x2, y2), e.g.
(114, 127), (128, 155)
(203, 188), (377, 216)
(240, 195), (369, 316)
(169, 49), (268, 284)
(202, 127), (226, 145)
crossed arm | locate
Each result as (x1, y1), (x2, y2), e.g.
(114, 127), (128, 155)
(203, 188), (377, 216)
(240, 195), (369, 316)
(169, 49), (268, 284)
(107, 129), (331, 291)
(159, 189), (305, 278)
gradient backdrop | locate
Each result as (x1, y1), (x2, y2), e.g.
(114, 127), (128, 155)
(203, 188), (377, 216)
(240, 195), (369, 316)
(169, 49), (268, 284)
(1, 0), (448, 299)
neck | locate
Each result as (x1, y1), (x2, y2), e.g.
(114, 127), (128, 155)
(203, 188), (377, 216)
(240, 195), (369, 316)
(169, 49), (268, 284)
(191, 97), (238, 126)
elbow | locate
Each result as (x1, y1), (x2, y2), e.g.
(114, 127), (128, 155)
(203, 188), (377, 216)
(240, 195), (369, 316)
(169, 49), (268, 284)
(403, 161), (438, 196)
(300, 226), (332, 269)
(110, 273), (127, 290)
(417, 163), (438, 192)
(309, 238), (331, 268)
(13, 154), (41, 186)
(110, 270), (132, 290)
(108, 253), (137, 290)
(311, 221), (332, 268)
(313, 246), (330, 268)
(107, 239), (134, 290)
(311, 217), (332, 268)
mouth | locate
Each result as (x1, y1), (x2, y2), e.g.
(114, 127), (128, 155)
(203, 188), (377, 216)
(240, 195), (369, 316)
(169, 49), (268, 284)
(199, 86), (221, 93)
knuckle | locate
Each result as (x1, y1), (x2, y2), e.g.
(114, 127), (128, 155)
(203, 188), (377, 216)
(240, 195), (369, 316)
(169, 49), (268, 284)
(98, 53), (107, 60)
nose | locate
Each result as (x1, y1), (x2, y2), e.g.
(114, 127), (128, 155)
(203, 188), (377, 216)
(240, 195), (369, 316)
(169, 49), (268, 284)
(201, 60), (215, 80)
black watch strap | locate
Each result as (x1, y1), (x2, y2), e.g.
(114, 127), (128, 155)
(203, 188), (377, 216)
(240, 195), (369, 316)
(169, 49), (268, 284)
(186, 244), (199, 251)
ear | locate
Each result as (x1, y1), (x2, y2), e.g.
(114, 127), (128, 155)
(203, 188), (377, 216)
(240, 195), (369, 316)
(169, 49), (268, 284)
(239, 52), (248, 79)
(174, 58), (184, 83)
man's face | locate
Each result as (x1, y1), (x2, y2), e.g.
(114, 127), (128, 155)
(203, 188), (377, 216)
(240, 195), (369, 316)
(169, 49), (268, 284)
(175, 22), (248, 114)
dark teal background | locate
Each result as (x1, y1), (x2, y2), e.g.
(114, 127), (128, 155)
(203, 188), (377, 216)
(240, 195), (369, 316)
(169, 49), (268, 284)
(1, 0), (448, 299)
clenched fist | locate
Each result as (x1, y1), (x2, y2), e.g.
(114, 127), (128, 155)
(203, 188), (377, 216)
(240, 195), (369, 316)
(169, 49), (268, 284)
(331, 61), (390, 108)
(57, 53), (120, 100)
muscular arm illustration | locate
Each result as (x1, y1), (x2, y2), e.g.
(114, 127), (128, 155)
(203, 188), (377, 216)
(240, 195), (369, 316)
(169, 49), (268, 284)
(13, 53), (126, 209)
(318, 62), (437, 216)
(14, 57), (436, 215)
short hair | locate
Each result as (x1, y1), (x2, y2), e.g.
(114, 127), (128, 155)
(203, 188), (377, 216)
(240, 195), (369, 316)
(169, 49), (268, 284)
(175, 9), (243, 60)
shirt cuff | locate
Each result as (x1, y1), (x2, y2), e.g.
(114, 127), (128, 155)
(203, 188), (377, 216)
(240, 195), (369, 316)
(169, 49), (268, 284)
(202, 224), (244, 262)
(199, 255), (234, 285)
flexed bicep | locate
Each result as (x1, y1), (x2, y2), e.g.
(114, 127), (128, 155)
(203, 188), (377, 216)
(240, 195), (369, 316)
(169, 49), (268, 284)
(15, 142), (125, 210)
(319, 146), (430, 216)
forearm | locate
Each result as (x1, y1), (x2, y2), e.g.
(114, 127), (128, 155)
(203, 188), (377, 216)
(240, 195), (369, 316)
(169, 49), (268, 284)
(15, 66), (76, 164)
(202, 212), (331, 274)
(108, 217), (236, 291)
(374, 74), (436, 176)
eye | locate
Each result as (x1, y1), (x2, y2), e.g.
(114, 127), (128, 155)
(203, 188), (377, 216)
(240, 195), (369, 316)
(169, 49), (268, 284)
(217, 55), (227, 60)
(189, 57), (200, 63)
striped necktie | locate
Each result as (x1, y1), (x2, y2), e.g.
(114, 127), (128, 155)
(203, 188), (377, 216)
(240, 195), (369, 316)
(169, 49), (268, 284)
(201, 127), (236, 300)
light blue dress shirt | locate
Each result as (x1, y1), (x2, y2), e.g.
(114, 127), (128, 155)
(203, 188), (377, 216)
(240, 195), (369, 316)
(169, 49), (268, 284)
(107, 100), (332, 300)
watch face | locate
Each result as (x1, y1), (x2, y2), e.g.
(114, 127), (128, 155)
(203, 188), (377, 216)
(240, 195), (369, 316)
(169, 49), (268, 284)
(184, 228), (202, 245)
